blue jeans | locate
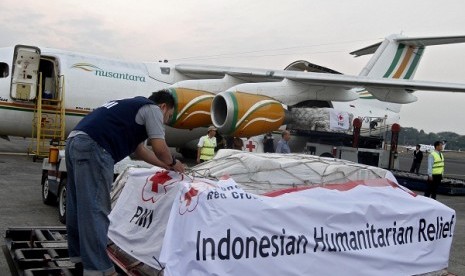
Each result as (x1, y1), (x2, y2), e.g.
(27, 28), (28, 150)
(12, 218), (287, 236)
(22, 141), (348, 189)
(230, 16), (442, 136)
(65, 134), (115, 275)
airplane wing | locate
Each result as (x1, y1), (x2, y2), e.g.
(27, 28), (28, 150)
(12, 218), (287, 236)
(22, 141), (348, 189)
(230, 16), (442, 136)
(175, 64), (465, 104)
(167, 34), (465, 137)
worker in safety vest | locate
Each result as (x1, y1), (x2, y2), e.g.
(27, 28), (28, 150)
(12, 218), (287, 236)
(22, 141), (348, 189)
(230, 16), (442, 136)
(197, 126), (217, 163)
(424, 141), (444, 199)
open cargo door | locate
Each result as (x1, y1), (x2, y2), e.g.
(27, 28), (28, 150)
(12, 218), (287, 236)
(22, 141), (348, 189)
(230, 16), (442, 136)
(10, 45), (41, 101)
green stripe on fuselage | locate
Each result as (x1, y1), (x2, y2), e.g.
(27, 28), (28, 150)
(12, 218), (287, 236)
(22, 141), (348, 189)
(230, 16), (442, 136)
(0, 105), (87, 117)
(358, 90), (376, 99)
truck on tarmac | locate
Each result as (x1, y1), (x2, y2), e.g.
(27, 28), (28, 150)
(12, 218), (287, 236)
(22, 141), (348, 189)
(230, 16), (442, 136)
(40, 149), (151, 223)
(296, 129), (397, 169)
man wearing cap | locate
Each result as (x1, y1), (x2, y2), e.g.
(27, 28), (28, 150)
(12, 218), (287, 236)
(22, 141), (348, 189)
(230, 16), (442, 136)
(197, 126), (217, 163)
(65, 90), (185, 275)
(425, 141), (445, 200)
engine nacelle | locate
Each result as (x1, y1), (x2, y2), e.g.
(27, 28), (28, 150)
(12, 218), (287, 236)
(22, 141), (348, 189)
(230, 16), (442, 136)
(211, 91), (286, 137)
(167, 88), (214, 129)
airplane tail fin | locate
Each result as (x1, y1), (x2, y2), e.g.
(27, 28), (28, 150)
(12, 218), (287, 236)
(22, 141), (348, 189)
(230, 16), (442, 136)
(351, 34), (465, 108)
(351, 34), (465, 80)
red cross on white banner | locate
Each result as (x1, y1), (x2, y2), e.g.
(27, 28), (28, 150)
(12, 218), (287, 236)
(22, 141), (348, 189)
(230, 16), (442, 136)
(245, 140), (256, 152)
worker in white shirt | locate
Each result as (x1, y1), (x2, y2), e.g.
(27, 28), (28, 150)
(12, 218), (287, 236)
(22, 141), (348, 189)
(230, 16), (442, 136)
(197, 126), (217, 163)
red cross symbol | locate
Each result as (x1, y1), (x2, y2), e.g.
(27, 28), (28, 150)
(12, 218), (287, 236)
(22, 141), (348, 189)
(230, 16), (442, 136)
(150, 171), (172, 193)
(184, 187), (199, 207)
(245, 140), (256, 152)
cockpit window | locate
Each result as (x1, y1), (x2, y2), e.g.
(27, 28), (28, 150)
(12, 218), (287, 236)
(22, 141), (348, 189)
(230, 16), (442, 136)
(0, 62), (8, 78)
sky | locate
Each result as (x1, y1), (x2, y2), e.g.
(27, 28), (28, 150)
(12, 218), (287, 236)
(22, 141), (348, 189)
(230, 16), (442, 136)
(1, 0), (465, 134)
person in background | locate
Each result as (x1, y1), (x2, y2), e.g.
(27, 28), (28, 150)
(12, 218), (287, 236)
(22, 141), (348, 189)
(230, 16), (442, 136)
(65, 90), (185, 275)
(215, 132), (226, 152)
(275, 130), (291, 154)
(263, 132), (274, 153)
(225, 136), (234, 149)
(197, 126), (217, 163)
(409, 144), (423, 174)
(233, 137), (244, 150)
(425, 141), (445, 200)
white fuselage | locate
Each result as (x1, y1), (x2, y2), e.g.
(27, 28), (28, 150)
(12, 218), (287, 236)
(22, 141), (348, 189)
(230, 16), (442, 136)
(0, 46), (207, 146)
(0, 45), (401, 149)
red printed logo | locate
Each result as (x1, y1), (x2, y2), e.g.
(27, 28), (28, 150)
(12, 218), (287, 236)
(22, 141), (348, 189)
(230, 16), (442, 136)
(179, 180), (216, 215)
(141, 170), (180, 204)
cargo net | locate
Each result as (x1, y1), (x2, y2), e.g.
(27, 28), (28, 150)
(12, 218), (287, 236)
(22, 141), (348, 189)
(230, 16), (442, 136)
(190, 149), (395, 195)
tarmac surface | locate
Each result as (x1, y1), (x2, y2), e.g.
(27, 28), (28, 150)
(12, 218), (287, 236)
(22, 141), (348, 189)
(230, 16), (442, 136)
(0, 137), (464, 275)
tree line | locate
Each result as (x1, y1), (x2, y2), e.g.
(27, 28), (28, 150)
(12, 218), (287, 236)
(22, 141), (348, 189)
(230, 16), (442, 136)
(392, 127), (465, 151)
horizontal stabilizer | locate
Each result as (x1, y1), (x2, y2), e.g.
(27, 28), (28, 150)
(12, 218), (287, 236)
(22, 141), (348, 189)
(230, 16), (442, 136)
(350, 35), (465, 57)
(350, 42), (382, 57)
(396, 35), (465, 47)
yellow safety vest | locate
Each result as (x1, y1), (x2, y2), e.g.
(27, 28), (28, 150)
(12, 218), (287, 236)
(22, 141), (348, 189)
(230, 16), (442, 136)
(431, 151), (444, 175)
(200, 136), (216, 161)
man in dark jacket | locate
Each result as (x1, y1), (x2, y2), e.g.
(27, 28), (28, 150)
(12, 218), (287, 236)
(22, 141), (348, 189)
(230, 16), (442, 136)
(65, 90), (185, 275)
(409, 144), (423, 174)
(263, 132), (274, 153)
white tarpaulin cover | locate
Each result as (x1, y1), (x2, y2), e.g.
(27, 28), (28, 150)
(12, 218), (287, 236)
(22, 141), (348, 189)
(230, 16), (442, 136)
(108, 163), (455, 275)
(108, 168), (183, 270)
(161, 178), (455, 276)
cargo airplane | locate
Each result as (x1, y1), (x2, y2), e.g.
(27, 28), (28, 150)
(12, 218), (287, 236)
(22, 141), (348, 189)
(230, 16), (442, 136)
(1, 34), (465, 153)
(405, 141), (447, 153)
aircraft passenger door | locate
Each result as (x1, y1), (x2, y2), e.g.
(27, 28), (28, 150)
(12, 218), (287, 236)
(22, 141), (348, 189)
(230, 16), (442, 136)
(10, 45), (41, 101)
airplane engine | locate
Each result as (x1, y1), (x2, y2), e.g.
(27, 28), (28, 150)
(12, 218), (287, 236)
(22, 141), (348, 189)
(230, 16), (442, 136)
(167, 88), (215, 129)
(211, 91), (286, 137)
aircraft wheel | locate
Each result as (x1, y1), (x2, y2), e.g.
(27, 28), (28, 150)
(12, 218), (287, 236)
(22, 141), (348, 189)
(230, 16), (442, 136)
(41, 171), (57, 205)
(58, 178), (67, 224)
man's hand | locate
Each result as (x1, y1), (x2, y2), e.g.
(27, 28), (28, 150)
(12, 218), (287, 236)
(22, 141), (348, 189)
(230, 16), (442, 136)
(171, 159), (186, 173)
